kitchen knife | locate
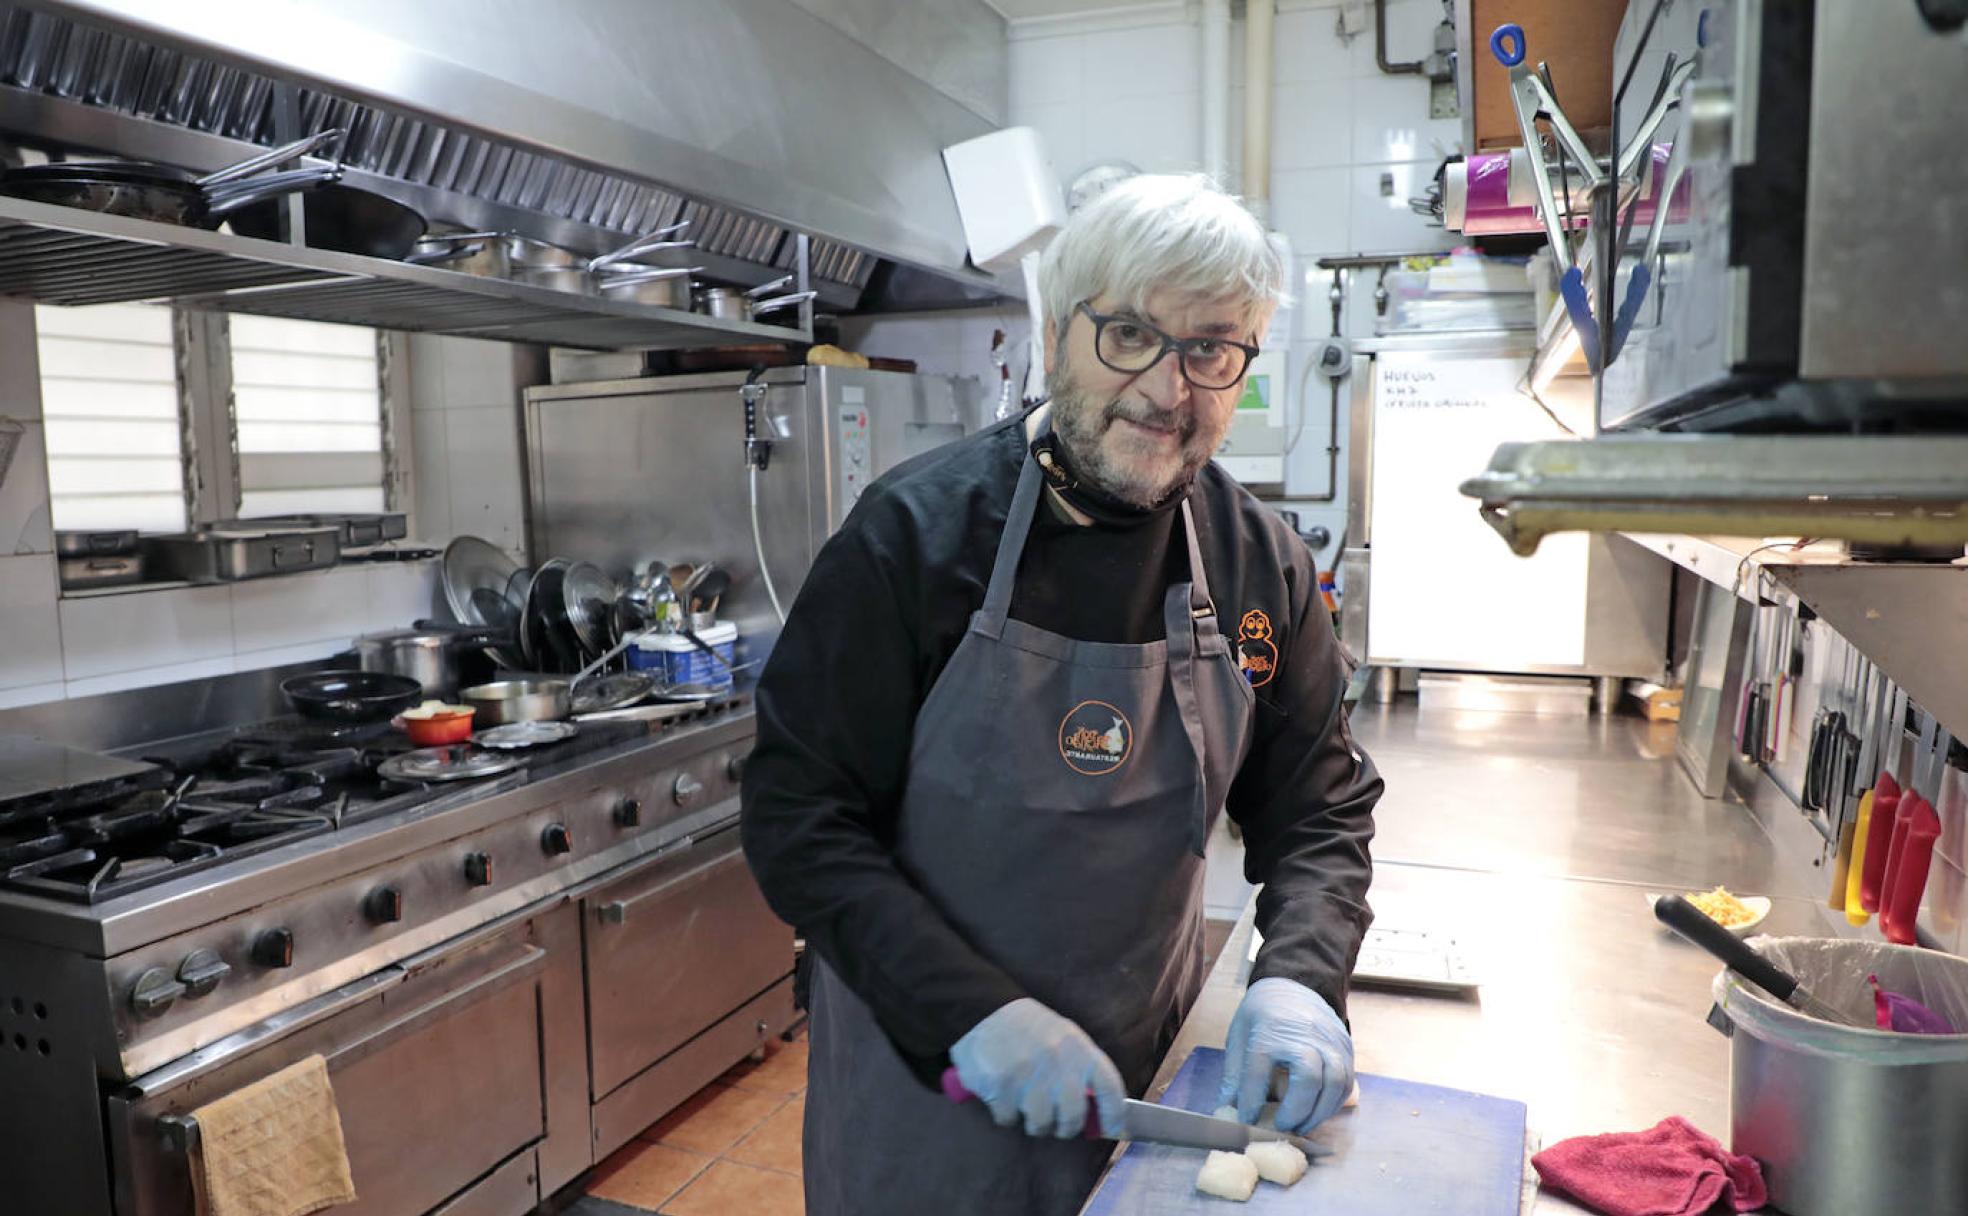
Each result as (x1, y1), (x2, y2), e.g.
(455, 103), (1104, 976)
(938, 1069), (1332, 1157)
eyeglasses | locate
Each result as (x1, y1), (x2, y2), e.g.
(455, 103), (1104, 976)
(1074, 301), (1260, 391)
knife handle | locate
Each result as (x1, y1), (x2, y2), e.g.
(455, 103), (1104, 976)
(939, 1067), (1105, 1139)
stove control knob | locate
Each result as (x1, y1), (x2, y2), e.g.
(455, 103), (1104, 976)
(464, 852), (494, 887)
(131, 967), (185, 1018)
(614, 797), (642, 828)
(673, 773), (705, 807)
(542, 823), (574, 856)
(177, 949), (230, 998)
(365, 886), (404, 925)
(725, 753), (749, 783)
(251, 928), (294, 969)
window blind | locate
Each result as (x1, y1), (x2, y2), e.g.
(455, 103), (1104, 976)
(228, 315), (386, 517)
(33, 303), (188, 533)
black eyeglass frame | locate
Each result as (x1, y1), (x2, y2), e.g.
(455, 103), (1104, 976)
(1072, 300), (1261, 390)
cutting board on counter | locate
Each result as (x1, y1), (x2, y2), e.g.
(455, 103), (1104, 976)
(1083, 1048), (1527, 1215)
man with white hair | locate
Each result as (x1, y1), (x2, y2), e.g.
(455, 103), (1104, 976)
(741, 173), (1380, 1216)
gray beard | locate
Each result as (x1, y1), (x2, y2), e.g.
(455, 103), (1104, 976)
(1047, 352), (1210, 509)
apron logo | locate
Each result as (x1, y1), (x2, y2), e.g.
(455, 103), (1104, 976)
(1237, 609), (1278, 688)
(1059, 700), (1132, 776)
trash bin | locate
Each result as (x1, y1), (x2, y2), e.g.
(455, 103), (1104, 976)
(1711, 937), (1968, 1216)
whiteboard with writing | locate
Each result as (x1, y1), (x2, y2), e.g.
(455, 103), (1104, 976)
(1366, 352), (1590, 669)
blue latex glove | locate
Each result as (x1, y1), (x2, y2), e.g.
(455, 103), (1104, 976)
(1216, 977), (1354, 1133)
(949, 997), (1128, 1139)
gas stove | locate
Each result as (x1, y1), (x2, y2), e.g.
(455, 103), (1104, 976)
(0, 715), (639, 905)
(0, 697), (776, 1216)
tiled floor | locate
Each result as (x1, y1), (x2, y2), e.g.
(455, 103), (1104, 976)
(577, 1032), (810, 1216)
(569, 923), (1237, 1216)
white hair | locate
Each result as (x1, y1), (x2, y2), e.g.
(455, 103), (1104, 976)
(1040, 173), (1286, 342)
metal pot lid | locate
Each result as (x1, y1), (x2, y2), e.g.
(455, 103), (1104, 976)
(570, 671), (655, 716)
(442, 537), (521, 631)
(377, 745), (521, 783)
(475, 721), (578, 750)
(651, 683), (726, 702)
(562, 561), (619, 656)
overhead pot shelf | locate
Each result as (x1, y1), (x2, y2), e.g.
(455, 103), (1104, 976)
(1459, 434), (1968, 557)
(0, 192), (812, 350)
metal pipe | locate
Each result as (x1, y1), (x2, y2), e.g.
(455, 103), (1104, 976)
(1242, 0), (1274, 223)
(1374, 0), (1424, 74)
(1199, 0), (1231, 186)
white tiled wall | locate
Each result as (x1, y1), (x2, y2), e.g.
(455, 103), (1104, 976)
(987, 0), (1465, 559)
(0, 300), (467, 710)
(404, 334), (536, 564)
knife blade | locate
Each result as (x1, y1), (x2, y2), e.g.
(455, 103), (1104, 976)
(1115, 1098), (1333, 1158)
(939, 1068), (1332, 1157)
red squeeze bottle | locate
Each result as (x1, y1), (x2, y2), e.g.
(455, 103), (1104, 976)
(1878, 790), (1920, 926)
(1860, 772), (1903, 911)
(1884, 794), (1942, 946)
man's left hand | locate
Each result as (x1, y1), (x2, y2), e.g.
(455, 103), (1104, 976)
(1216, 977), (1354, 1133)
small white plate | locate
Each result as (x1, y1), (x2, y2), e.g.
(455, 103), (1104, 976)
(1647, 891), (1773, 938)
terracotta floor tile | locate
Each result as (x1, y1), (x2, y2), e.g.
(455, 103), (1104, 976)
(725, 1094), (804, 1175)
(660, 1159), (804, 1216)
(721, 1037), (809, 1097)
(643, 1083), (787, 1156)
(586, 1141), (713, 1211)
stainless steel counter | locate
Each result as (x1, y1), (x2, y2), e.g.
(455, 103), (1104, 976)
(1112, 702), (1834, 1214)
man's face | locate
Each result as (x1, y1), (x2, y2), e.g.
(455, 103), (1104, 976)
(1045, 289), (1261, 509)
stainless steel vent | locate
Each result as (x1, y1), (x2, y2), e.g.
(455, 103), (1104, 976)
(0, 4), (881, 294)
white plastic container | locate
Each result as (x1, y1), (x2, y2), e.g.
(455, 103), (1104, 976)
(629, 621), (737, 689)
(940, 127), (1066, 271)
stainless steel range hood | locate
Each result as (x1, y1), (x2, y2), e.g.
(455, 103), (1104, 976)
(4, 0), (1012, 310)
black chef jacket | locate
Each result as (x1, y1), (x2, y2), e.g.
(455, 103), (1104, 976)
(739, 409), (1380, 1065)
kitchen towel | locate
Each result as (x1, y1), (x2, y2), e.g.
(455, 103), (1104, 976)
(188, 1053), (357, 1216)
(1532, 1116), (1766, 1216)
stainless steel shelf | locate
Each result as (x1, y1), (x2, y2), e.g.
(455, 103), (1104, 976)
(0, 194), (811, 350)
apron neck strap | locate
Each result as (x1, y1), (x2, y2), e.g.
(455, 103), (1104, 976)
(980, 412), (1219, 633)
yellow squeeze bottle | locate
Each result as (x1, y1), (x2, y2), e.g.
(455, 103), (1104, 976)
(1845, 790), (1875, 927)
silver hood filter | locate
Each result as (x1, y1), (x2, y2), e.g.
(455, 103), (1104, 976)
(2, 0), (1007, 304)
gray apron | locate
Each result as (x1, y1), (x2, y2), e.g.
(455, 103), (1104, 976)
(805, 425), (1256, 1216)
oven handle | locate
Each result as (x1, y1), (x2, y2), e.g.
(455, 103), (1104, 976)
(151, 943), (546, 1154)
(594, 823), (742, 926)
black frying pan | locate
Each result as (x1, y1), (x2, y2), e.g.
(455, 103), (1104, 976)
(225, 183), (429, 259)
(0, 129), (346, 229)
(281, 670), (423, 724)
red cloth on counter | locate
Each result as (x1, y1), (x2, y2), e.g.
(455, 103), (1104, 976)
(1531, 1116), (1767, 1216)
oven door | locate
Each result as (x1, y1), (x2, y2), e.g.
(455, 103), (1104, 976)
(584, 818), (794, 1099)
(108, 919), (548, 1216)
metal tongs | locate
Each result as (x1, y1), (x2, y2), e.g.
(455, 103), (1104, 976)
(1488, 22), (1697, 370)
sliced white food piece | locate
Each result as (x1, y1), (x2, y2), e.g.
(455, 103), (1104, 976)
(1196, 1149), (1260, 1202)
(1244, 1139), (1309, 1186)
(1211, 1104), (1240, 1123)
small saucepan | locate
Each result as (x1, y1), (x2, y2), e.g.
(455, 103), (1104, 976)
(282, 670), (424, 724)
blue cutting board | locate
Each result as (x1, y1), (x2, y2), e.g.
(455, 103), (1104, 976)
(1083, 1048), (1527, 1215)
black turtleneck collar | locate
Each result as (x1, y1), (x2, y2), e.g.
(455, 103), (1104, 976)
(1027, 407), (1189, 528)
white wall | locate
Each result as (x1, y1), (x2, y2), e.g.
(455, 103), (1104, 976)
(404, 334), (539, 565)
(0, 310), (539, 710)
(860, 0), (1464, 560)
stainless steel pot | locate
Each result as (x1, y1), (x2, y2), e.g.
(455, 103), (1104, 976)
(596, 265), (699, 309)
(355, 624), (508, 695)
(1713, 938), (1968, 1215)
(461, 678), (572, 725)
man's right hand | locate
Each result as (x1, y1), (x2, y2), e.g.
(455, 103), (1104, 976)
(949, 998), (1128, 1140)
